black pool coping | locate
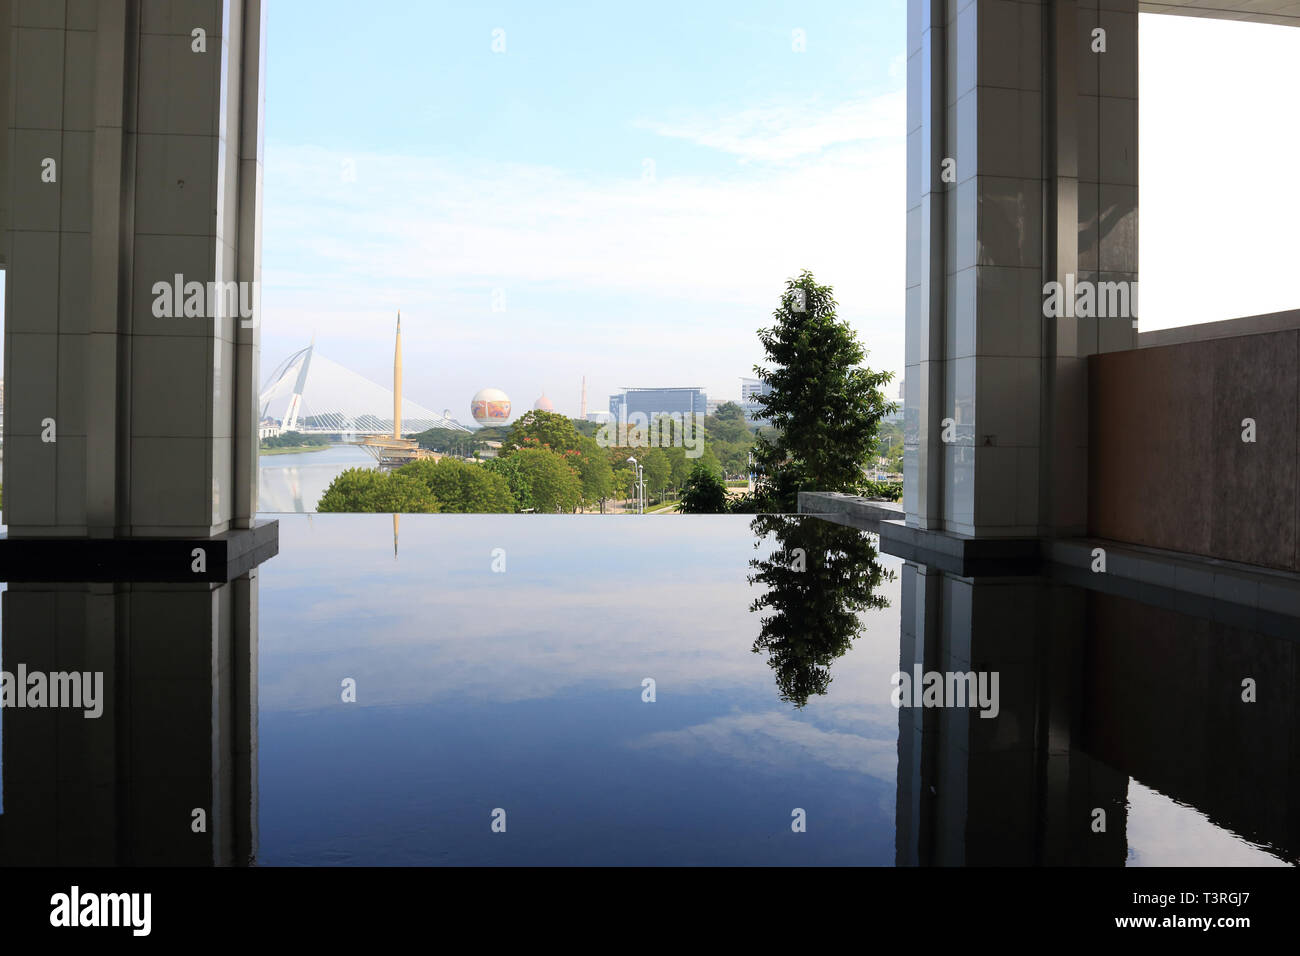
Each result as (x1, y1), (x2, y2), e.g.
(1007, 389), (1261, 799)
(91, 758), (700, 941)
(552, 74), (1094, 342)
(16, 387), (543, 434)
(804, 505), (1300, 625)
(1047, 536), (1300, 626)
(0, 519), (279, 582)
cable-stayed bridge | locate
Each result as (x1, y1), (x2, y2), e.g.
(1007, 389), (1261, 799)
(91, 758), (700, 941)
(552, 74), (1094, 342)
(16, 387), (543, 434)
(259, 345), (469, 436)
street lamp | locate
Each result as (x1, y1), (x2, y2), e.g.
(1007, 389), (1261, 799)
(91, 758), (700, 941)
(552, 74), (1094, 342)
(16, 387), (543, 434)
(626, 456), (645, 514)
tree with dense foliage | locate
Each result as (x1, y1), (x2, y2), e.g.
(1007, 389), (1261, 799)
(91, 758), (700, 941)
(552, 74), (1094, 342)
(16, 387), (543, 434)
(317, 467), (384, 511)
(396, 458), (514, 513)
(481, 454), (535, 512)
(508, 447), (582, 513)
(747, 514), (893, 707)
(571, 434), (615, 510)
(678, 463), (730, 514)
(751, 271), (897, 512)
(500, 411), (614, 511)
(317, 467), (440, 513)
(502, 410), (582, 455)
(411, 427), (482, 458)
(640, 447), (670, 495)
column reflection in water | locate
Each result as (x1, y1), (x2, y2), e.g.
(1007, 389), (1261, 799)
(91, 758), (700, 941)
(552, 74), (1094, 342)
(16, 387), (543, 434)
(0, 574), (259, 866)
(896, 562), (1300, 866)
(747, 515), (894, 708)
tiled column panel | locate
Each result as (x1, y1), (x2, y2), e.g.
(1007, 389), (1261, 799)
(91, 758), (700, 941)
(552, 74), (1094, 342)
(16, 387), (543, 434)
(1056, 0), (1138, 533)
(904, 0), (1139, 538)
(896, 566), (1129, 865)
(0, 578), (257, 865)
(2, 0), (265, 537)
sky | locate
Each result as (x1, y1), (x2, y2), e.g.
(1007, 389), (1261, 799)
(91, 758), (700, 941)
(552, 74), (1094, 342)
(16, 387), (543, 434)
(258, 0), (909, 420)
(2, 5), (1297, 423)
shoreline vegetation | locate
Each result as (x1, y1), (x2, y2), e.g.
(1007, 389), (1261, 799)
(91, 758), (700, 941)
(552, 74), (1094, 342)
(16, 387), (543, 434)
(259, 430), (331, 456)
(310, 270), (900, 513)
(258, 443), (332, 456)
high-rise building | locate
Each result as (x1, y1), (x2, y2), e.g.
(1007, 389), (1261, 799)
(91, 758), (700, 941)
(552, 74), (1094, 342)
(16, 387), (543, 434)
(740, 377), (771, 424)
(609, 387), (707, 421)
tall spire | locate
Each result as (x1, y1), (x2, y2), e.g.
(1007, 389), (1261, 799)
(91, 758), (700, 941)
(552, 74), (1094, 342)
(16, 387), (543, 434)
(393, 311), (403, 439)
(580, 375), (587, 418)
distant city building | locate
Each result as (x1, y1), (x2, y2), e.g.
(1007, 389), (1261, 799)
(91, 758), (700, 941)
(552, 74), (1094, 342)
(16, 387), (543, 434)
(585, 411), (612, 423)
(609, 387), (707, 421)
(706, 398), (731, 415)
(898, 378), (905, 400)
(740, 377), (771, 424)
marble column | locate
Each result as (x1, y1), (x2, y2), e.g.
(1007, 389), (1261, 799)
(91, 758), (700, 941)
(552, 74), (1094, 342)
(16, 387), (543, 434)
(904, 0), (1138, 538)
(2, 0), (266, 538)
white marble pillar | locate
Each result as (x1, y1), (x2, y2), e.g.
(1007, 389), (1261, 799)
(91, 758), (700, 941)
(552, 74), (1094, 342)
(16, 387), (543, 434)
(2, 0), (266, 538)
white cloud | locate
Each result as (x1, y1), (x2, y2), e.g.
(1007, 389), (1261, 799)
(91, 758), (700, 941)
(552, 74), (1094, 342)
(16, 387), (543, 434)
(632, 90), (905, 164)
(630, 711), (897, 780)
(259, 89), (907, 406)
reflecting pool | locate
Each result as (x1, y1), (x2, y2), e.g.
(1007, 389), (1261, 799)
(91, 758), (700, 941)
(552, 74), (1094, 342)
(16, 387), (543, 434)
(0, 514), (1294, 866)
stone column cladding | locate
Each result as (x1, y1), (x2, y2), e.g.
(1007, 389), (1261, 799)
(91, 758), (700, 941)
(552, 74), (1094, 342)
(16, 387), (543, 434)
(904, 0), (1138, 538)
(2, 0), (266, 537)
(0, 574), (259, 865)
(895, 562), (1128, 865)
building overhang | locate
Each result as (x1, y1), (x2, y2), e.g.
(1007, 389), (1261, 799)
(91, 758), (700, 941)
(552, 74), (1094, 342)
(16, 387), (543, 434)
(1140, 0), (1300, 27)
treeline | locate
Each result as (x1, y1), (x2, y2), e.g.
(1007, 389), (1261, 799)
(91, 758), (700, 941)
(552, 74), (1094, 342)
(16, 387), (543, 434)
(260, 430), (329, 449)
(316, 408), (751, 514)
(316, 268), (900, 513)
(409, 426), (486, 457)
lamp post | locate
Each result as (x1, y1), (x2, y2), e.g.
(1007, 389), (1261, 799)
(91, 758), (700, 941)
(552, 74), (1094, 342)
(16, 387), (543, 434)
(626, 456), (644, 514)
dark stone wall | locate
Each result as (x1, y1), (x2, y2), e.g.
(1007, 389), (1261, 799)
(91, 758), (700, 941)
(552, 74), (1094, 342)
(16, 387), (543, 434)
(1089, 330), (1300, 571)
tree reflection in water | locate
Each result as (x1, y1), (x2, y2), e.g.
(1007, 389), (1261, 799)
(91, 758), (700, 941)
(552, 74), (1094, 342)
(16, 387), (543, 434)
(747, 515), (894, 708)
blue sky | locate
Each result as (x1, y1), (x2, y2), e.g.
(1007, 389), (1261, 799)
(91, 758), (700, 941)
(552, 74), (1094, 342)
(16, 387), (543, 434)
(258, 6), (1300, 424)
(2, 5), (1295, 426)
(260, 0), (909, 419)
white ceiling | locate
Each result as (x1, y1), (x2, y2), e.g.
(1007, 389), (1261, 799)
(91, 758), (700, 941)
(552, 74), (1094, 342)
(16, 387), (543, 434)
(1140, 0), (1300, 27)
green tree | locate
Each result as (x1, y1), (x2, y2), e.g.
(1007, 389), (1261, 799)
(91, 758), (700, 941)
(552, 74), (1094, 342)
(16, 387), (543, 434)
(317, 467), (385, 511)
(509, 447), (582, 513)
(481, 454), (534, 512)
(664, 446), (690, 490)
(572, 434), (615, 510)
(397, 458), (514, 513)
(640, 448), (670, 495)
(698, 445), (723, 480)
(502, 410), (582, 455)
(411, 427), (481, 457)
(317, 467), (440, 513)
(747, 514), (893, 707)
(704, 405), (751, 444)
(611, 463), (637, 504)
(370, 472), (442, 512)
(679, 463), (730, 514)
(752, 270), (896, 512)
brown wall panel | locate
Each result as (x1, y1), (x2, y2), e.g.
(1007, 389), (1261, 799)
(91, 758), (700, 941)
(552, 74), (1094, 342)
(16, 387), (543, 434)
(1090, 330), (1299, 571)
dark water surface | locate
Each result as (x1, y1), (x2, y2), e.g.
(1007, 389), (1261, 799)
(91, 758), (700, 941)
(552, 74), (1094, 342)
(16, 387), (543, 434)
(0, 514), (1293, 866)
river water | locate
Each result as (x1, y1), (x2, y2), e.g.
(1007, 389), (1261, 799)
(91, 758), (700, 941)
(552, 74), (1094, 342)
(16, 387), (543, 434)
(258, 443), (376, 513)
